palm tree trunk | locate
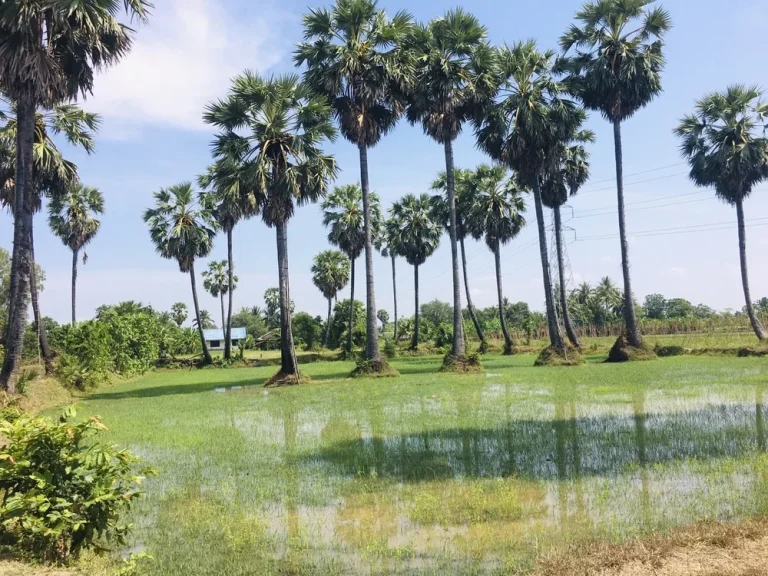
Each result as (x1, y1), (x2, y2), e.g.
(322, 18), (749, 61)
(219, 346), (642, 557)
(461, 236), (485, 347)
(29, 232), (53, 374)
(190, 263), (213, 364)
(554, 205), (580, 349)
(71, 248), (78, 325)
(736, 197), (767, 340)
(219, 294), (226, 339)
(358, 143), (382, 363)
(613, 119), (642, 347)
(494, 244), (514, 354)
(532, 177), (563, 350)
(443, 139), (466, 359)
(1, 96), (35, 393)
(224, 227), (234, 360)
(324, 297), (332, 347)
(411, 263), (420, 351)
(276, 220), (299, 376)
(347, 257), (355, 354)
(391, 255), (398, 342)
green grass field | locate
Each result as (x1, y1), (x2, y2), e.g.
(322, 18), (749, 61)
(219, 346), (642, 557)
(67, 354), (768, 575)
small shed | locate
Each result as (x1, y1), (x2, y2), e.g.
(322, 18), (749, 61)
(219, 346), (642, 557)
(202, 327), (247, 351)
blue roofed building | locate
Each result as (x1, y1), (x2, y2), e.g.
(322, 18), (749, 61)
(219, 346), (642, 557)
(202, 327), (247, 351)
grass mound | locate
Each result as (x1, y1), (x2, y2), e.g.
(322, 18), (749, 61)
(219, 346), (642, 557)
(737, 346), (768, 357)
(264, 370), (310, 387)
(349, 358), (400, 379)
(654, 344), (690, 357)
(534, 344), (585, 367)
(438, 353), (484, 374)
(606, 334), (657, 363)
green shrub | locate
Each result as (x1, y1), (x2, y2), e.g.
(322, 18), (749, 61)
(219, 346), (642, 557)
(56, 322), (113, 389)
(383, 338), (397, 359)
(434, 323), (453, 348)
(0, 407), (156, 563)
(107, 313), (161, 376)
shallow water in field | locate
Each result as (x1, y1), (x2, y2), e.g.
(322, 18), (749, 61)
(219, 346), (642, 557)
(82, 356), (768, 575)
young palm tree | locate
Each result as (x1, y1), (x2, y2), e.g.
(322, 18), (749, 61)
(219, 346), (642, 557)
(205, 73), (337, 380)
(560, 0), (671, 351)
(143, 183), (218, 365)
(465, 165), (526, 355)
(48, 184), (104, 325)
(375, 219), (401, 342)
(595, 276), (623, 316)
(203, 260), (238, 336)
(675, 86), (768, 340)
(475, 41), (584, 353)
(430, 168), (487, 350)
(296, 0), (412, 369)
(198, 157), (258, 360)
(540, 130), (595, 348)
(0, 0), (149, 391)
(311, 250), (351, 346)
(388, 194), (441, 350)
(171, 302), (188, 328)
(406, 9), (497, 361)
(194, 310), (216, 330)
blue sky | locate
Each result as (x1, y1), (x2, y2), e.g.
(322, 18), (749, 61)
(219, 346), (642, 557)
(2, 0), (768, 325)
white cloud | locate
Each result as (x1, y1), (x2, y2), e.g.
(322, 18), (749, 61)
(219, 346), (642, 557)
(670, 267), (686, 276)
(86, 0), (284, 133)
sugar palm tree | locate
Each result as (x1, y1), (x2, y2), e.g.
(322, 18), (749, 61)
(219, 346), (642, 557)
(198, 157), (258, 360)
(0, 0), (149, 391)
(311, 250), (351, 346)
(193, 310), (216, 330)
(203, 260), (238, 336)
(48, 184), (104, 325)
(375, 218), (401, 342)
(475, 41), (584, 353)
(465, 165), (526, 355)
(405, 9), (497, 361)
(388, 194), (441, 350)
(541, 130), (595, 348)
(296, 0), (412, 369)
(322, 184), (381, 354)
(205, 73), (337, 380)
(143, 183), (218, 365)
(0, 100), (97, 373)
(675, 86), (768, 340)
(171, 302), (188, 328)
(430, 168), (486, 350)
(560, 0), (671, 351)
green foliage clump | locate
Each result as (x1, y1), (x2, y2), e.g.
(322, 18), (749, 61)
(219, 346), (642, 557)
(433, 323), (454, 349)
(56, 322), (113, 390)
(350, 358), (399, 378)
(327, 299), (366, 351)
(382, 338), (397, 359)
(293, 312), (324, 351)
(439, 353), (483, 374)
(108, 313), (162, 376)
(0, 407), (155, 563)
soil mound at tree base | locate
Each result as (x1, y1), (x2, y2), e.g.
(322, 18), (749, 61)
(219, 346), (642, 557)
(607, 334), (657, 363)
(439, 353), (484, 374)
(350, 359), (400, 378)
(264, 371), (311, 387)
(534, 345), (586, 367)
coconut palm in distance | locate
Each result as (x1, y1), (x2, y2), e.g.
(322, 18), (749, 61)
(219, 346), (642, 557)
(171, 302), (188, 328)
(198, 157), (258, 360)
(205, 73), (337, 382)
(675, 86), (768, 340)
(388, 194), (442, 350)
(560, 0), (671, 353)
(406, 9), (497, 363)
(311, 250), (351, 347)
(322, 184), (381, 354)
(194, 310), (216, 330)
(203, 260), (238, 337)
(0, 0), (150, 391)
(143, 183), (218, 365)
(431, 168), (487, 351)
(465, 165), (526, 355)
(475, 41), (585, 356)
(48, 184), (104, 325)
(541, 129), (595, 349)
(296, 0), (412, 370)
(375, 218), (401, 343)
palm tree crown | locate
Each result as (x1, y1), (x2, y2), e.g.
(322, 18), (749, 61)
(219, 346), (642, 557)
(465, 165), (526, 251)
(198, 157), (259, 231)
(540, 130), (595, 209)
(388, 193), (441, 266)
(312, 250), (350, 301)
(47, 184), (104, 257)
(203, 261), (237, 298)
(322, 184), (382, 260)
(430, 168), (475, 240)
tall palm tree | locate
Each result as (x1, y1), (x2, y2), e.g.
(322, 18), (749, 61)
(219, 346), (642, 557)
(430, 168), (486, 350)
(0, 101), (97, 373)
(203, 260), (238, 336)
(475, 41), (584, 353)
(311, 250), (350, 346)
(465, 165), (526, 355)
(560, 0), (671, 351)
(143, 183), (218, 365)
(296, 0), (412, 370)
(405, 9), (497, 362)
(322, 184), (381, 354)
(198, 157), (258, 360)
(541, 130), (595, 348)
(205, 73), (337, 380)
(375, 218), (401, 342)
(388, 194), (441, 350)
(675, 86), (768, 341)
(0, 0), (149, 391)
(48, 184), (104, 325)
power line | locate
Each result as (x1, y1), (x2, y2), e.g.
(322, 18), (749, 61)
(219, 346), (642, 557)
(572, 196), (715, 219)
(578, 171), (690, 195)
(580, 162), (687, 189)
(575, 218), (768, 241)
(572, 190), (709, 215)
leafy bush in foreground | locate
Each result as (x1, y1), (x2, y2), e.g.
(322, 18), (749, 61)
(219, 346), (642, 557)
(0, 407), (155, 563)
